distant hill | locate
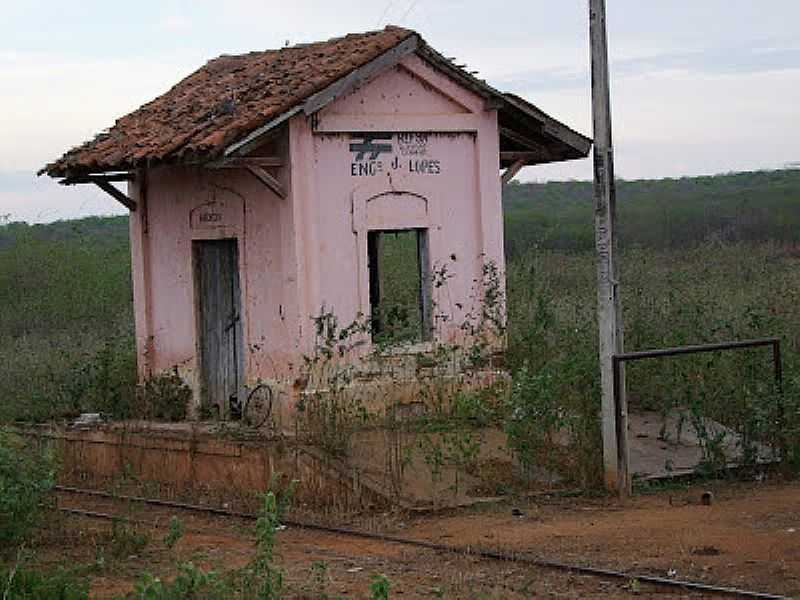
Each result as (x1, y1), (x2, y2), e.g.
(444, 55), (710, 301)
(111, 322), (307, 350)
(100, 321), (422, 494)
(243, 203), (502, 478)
(503, 169), (800, 257)
(0, 215), (129, 251)
(2, 169), (799, 258)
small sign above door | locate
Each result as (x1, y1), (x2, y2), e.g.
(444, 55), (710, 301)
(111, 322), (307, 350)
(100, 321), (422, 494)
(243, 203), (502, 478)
(190, 201), (239, 230)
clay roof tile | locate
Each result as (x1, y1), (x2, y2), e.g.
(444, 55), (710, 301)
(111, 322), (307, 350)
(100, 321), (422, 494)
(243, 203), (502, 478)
(43, 26), (415, 177)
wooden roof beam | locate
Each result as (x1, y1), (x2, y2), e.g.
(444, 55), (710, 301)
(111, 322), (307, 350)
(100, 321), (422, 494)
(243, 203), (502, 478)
(499, 126), (551, 155)
(60, 172), (134, 185)
(60, 173), (137, 211)
(503, 94), (593, 156)
(93, 178), (137, 211)
(500, 151), (541, 162)
(208, 157), (283, 169)
(501, 158), (526, 185)
(246, 165), (286, 198)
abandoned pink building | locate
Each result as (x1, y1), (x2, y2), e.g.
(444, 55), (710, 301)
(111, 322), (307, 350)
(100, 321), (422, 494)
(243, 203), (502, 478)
(43, 27), (590, 421)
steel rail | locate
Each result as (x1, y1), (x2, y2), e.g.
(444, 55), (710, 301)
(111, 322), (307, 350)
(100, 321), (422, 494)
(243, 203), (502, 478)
(55, 485), (787, 599)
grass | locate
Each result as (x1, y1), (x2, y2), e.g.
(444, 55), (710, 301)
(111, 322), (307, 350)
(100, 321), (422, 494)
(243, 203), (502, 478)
(0, 217), (134, 422)
(2, 169), (800, 593)
(0, 170), (799, 479)
(505, 242), (800, 482)
(371, 229), (424, 345)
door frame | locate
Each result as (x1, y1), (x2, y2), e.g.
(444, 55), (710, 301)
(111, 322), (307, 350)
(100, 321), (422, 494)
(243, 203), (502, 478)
(192, 237), (245, 419)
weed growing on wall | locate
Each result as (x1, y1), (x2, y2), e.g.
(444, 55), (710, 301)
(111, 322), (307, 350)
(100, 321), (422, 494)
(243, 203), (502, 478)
(136, 371), (192, 422)
(295, 309), (372, 457)
(293, 259), (513, 500)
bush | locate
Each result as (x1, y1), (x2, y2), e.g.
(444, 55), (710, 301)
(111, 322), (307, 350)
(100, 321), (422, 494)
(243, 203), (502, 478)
(505, 349), (603, 488)
(776, 366), (800, 474)
(0, 565), (88, 600)
(136, 372), (191, 422)
(133, 563), (222, 600)
(0, 429), (55, 547)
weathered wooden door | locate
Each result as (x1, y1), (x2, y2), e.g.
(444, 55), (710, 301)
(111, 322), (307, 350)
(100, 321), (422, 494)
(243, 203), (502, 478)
(195, 239), (243, 418)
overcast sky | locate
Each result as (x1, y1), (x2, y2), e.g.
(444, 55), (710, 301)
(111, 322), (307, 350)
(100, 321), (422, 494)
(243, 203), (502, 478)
(1, 0), (798, 223)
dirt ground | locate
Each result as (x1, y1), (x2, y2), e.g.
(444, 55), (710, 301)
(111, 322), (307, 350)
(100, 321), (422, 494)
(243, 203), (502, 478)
(35, 479), (800, 598)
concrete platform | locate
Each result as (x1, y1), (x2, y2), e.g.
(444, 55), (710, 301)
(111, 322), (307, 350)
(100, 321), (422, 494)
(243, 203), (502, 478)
(629, 410), (774, 480)
(17, 407), (776, 514)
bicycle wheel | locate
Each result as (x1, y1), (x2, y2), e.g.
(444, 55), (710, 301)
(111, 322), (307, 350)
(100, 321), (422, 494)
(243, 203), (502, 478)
(245, 384), (273, 428)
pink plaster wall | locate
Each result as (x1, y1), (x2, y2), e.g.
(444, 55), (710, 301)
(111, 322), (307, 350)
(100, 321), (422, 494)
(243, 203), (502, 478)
(305, 55), (505, 344)
(129, 51), (506, 408)
(129, 164), (299, 400)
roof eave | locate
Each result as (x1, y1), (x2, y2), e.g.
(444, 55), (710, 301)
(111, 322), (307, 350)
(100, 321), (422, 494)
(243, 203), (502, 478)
(42, 30), (592, 179)
(416, 43), (592, 164)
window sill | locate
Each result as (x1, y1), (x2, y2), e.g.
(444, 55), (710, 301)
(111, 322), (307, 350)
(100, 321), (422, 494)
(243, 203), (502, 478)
(375, 340), (434, 356)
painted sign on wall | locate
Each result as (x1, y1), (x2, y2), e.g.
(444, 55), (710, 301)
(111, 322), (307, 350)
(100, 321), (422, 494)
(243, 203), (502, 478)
(349, 133), (442, 178)
(189, 200), (239, 231)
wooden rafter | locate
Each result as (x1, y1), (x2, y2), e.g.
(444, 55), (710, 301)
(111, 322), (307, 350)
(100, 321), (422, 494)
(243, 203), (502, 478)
(499, 126), (551, 155)
(209, 157), (283, 169)
(61, 172), (133, 185)
(501, 159), (526, 185)
(246, 165), (286, 198)
(504, 94), (593, 156)
(500, 151), (540, 162)
(93, 179), (137, 211)
(60, 173), (137, 211)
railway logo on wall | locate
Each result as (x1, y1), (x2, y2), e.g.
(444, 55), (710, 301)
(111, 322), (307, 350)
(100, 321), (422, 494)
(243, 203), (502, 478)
(349, 133), (442, 177)
(349, 133), (393, 161)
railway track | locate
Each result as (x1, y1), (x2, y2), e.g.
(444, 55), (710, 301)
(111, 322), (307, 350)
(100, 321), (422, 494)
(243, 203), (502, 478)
(55, 485), (788, 599)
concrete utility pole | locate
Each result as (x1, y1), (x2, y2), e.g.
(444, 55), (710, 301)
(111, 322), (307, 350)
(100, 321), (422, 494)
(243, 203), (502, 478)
(589, 0), (630, 496)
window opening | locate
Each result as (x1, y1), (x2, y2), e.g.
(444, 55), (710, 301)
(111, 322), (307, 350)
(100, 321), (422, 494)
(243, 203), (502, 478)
(368, 229), (432, 345)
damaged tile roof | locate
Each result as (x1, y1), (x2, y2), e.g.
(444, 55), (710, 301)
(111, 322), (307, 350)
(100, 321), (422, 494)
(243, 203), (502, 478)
(42, 26), (415, 177)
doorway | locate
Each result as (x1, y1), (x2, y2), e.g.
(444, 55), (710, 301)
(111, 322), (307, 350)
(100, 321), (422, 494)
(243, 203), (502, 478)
(194, 239), (244, 419)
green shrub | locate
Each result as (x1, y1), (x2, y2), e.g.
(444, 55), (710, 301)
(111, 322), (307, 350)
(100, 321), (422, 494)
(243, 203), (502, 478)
(133, 563), (222, 599)
(505, 349), (603, 488)
(776, 366), (800, 475)
(136, 372), (191, 422)
(109, 518), (149, 559)
(239, 477), (296, 599)
(246, 492), (285, 599)
(370, 574), (391, 600)
(0, 429), (55, 547)
(0, 565), (88, 600)
(67, 334), (138, 420)
(162, 516), (185, 550)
